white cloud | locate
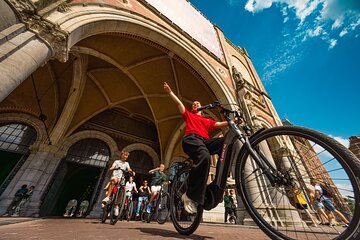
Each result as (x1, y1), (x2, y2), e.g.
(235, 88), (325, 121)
(339, 29), (348, 37)
(243, 0), (360, 81)
(244, 0), (360, 45)
(330, 135), (350, 148)
(335, 183), (354, 198)
(329, 38), (337, 48)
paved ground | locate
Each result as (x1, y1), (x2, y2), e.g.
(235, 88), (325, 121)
(0, 217), (269, 240)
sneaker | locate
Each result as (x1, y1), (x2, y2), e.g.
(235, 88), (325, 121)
(343, 224), (349, 228)
(102, 197), (110, 204)
(146, 204), (151, 213)
(2, 213), (9, 217)
(114, 207), (119, 216)
(181, 193), (197, 214)
(11, 213), (19, 217)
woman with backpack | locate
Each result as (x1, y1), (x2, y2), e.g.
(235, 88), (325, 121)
(310, 178), (350, 227)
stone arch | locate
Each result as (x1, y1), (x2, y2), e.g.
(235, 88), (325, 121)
(0, 112), (48, 145)
(256, 115), (275, 130)
(58, 130), (119, 160)
(47, 5), (236, 106)
(122, 143), (159, 167)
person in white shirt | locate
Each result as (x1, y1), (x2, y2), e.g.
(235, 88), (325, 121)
(125, 175), (138, 198)
(102, 151), (135, 215)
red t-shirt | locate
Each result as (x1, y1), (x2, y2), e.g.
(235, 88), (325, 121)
(181, 109), (217, 140)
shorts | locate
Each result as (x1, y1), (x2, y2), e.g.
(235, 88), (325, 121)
(322, 199), (336, 212)
(314, 201), (324, 209)
(151, 185), (161, 193)
(295, 203), (308, 210)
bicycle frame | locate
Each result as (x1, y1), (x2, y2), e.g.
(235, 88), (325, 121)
(203, 107), (278, 210)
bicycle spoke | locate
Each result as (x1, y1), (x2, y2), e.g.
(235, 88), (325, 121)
(237, 127), (359, 240)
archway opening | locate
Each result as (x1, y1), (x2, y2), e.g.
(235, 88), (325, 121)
(40, 138), (110, 217)
(0, 123), (37, 196)
(127, 150), (154, 187)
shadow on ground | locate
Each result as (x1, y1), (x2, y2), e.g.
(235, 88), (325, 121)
(136, 227), (213, 239)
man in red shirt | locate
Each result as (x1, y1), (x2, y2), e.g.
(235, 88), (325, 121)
(163, 82), (228, 214)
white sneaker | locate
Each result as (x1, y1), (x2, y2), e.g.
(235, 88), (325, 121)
(114, 206), (119, 216)
(181, 193), (198, 214)
(102, 197), (110, 204)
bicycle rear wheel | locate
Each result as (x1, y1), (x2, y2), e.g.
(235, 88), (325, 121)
(110, 187), (125, 225)
(156, 192), (170, 224)
(170, 166), (203, 235)
(235, 126), (360, 240)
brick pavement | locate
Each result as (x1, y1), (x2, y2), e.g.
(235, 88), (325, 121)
(0, 218), (269, 240)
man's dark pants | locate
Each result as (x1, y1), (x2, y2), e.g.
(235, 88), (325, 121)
(182, 134), (224, 205)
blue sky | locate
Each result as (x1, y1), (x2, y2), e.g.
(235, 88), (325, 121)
(189, 0), (360, 145)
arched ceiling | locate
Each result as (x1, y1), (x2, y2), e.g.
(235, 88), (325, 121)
(0, 33), (222, 160)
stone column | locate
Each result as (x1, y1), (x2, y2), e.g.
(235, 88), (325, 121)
(0, 143), (65, 216)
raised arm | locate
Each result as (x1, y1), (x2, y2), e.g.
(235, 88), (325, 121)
(149, 167), (160, 174)
(163, 82), (185, 114)
(214, 121), (228, 128)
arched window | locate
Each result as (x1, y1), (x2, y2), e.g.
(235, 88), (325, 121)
(64, 139), (110, 168)
(0, 123), (37, 153)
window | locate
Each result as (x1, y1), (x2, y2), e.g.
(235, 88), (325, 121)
(0, 123), (37, 153)
(65, 139), (110, 167)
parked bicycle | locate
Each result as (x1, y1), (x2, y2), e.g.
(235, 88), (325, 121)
(143, 180), (170, 224)
(169, 102), (360, 239)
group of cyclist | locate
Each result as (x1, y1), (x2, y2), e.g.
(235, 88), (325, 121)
(102, 82), (228, 220)
(101, 150), (167, 221)
(101, 82), (352, 234)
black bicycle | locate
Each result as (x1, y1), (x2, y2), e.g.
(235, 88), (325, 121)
(101, 171), (127, 225)
(122, 190), (135, 221)
(169, 102), (360, 239)
(143, 181), (170, 224)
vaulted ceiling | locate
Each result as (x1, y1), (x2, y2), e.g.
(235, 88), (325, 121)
(0, 33), (221, 160)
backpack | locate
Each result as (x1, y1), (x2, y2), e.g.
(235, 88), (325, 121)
(320, 184), (334, 198)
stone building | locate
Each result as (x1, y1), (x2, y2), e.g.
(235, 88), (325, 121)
(349, 136), (360, 160)
(0, 0), (342, 223)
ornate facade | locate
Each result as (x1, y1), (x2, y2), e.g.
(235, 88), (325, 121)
(0, 0), (299, 221)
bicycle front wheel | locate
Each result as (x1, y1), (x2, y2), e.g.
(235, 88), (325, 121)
(156, 192), (170, 224)
(110, 187), (125, 225)
(235, 126), (360, 240)
(170, 166), (203, 235)
(127, 200), (134, 221)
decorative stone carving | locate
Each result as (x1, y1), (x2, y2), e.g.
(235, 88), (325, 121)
(232, 66), (245, 88)
(5, 0), (69, 62)
(57, 2), (72, 13)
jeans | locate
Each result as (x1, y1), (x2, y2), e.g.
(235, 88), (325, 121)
(136, 196), (148, 215)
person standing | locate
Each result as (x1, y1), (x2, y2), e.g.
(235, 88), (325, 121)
(223, 190), (233, 223)
(2, 184), (28, 216)
(163, 82), (228, 214)
(12, 186), (35, 217)
(229, 189), (237, 222)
